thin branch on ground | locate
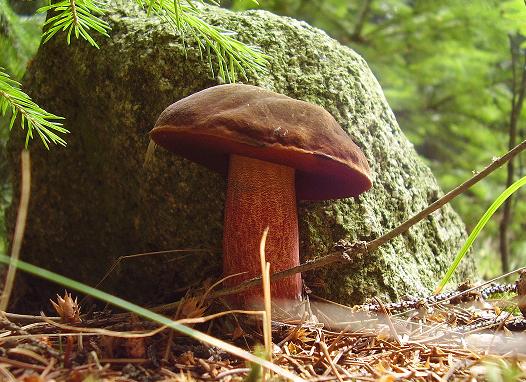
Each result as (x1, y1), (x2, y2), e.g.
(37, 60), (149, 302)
(206, 137), (526, 301)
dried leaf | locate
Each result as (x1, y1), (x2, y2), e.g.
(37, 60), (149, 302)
(21, 376), (44, 382)
(231, 324), (245, 341)
(125, 337), (146, 358)
(178, 351), (196, 366)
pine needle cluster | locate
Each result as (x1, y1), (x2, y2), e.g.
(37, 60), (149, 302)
(136, 0), (267, 82)
(1, 0), (268, 148)
(0, 69), (67, 148)
(39, 0), (111, 48)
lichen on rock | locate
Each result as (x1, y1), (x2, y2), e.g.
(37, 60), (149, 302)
(7, 1), (474, 309)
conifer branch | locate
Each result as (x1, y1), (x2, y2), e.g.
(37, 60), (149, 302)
(38, 0), (267, 80)
(135, 0), (268, 82)
(2, 0), (266, 149)
(0, 69), (68, 148)
(38, 0), (111, 49)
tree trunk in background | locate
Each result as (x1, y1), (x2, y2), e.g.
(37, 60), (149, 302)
(499, 33), (526, 273)
(7, 0), (44, 15)
(351, 0), (373, 42)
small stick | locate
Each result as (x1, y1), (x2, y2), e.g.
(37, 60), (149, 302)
(319, 341), (344, 382)
(3, 312), (60, 324)
(260, 227), (272, 365)
(0, 150), (30, 312)
(64, 335), (75, 368)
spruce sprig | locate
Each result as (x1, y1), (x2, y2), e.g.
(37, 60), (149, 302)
(135, 0), (267, 82)
(38, 0), (111, 49)
(0, 69), (68, 148)
(4, 0), (266, 149)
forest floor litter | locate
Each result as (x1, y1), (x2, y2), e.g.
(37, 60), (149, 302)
(2, 277), (526, 381)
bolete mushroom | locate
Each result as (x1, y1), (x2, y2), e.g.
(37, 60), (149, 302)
(150, 84), (372, 307)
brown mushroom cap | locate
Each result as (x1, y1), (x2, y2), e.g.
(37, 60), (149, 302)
(150, 84), (372, 200)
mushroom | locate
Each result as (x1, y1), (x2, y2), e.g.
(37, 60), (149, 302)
(150, 84), (372, 307)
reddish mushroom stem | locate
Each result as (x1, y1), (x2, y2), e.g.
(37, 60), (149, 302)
(223, 154), (302, 306)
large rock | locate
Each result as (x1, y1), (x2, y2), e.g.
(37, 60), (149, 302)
(7, 1), (474, 309)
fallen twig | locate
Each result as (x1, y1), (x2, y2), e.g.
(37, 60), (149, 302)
(208, 138), (526, 300)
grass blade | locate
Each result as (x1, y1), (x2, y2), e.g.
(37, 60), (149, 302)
(435, 174), (526, 294)
(0, 151), (30, 311)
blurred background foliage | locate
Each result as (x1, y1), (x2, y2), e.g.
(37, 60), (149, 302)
(1, 0), (526, 278)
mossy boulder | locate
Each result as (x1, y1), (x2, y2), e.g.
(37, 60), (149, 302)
(7, 1), (474, 309)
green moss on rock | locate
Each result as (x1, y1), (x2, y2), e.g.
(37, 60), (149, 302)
(7, 1), (474, 309)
